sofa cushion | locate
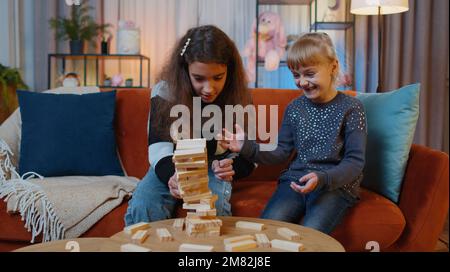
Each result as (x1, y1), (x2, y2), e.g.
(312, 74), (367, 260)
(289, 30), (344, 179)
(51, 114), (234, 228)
(333, 188), (406, 251)
(231, 180), (278, 217)
(17, 90), (124, 177)
(115, 90), (151, 179)
(356, 84), (420, 203)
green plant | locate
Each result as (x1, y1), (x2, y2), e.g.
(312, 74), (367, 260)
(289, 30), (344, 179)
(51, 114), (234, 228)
(49, 0), (111, 46)
(0, 63), (28, 110)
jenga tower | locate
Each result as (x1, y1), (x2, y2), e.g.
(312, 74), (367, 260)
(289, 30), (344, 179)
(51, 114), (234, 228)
(173, 139), (222, 237)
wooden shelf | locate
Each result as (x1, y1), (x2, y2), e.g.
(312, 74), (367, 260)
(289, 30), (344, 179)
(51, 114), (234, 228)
(310, 22), (354, 31)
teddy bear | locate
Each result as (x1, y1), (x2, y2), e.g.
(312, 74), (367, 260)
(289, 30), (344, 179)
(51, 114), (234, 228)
(244, 11), (287, 83)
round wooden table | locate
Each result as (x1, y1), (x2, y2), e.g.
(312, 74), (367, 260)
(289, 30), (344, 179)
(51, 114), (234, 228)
(109, 216), (345, 252)
(14, 216), (344, 252)
(14, 238), (118, 252)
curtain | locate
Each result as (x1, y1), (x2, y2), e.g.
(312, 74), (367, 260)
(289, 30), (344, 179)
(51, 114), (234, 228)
(355, 0), (449, 152)
(102, 0), (256, 87)
(384, 0), (448, 152)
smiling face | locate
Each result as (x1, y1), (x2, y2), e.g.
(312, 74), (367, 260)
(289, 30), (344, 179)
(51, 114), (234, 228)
(291, 60), (338, 104)
(188, 62), (228, 103)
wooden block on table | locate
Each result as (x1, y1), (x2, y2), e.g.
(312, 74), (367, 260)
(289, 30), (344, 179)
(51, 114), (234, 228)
(120, 243), (151, 252)
(271, 239), (304, 252)
(124, 222), (151, 235)
(156, 228), (173, 242)
(235, 221), (265, 231)
(225, 239), (258, 252)
(255, 233), (271, 248)
(131, 230), (149, 244)
(277, 227), (301, 241)
(172, 218), (185, 230)
(223, 234), (255, 245)
(179, 243), (214, 252)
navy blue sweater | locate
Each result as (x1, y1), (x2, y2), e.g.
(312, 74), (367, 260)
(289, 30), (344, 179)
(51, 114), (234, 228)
(240, 92), (367, 197)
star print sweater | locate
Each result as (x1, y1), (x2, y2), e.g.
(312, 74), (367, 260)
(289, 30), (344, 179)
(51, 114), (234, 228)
(240, 92), (367, 197)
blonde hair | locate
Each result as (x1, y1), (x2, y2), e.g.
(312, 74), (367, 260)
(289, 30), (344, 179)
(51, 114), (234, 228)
(287, 32), (339, 79)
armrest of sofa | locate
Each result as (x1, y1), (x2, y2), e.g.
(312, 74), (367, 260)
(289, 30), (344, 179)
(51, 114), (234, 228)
(394, 144), (449, 251)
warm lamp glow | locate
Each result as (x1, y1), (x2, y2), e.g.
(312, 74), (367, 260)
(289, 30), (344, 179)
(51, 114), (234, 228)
(351, 0), (409, 15)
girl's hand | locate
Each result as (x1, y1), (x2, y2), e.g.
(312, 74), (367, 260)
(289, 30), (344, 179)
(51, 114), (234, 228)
(290, 173), (319, 194)
(212, 159), (234, 182)
(168, 173), (182, 199)
(217, 124), (245, 153)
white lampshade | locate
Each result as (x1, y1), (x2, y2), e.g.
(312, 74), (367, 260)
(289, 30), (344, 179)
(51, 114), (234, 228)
(351, 0), (409, 15)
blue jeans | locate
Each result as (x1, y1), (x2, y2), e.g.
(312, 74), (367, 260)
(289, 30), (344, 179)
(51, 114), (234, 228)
(124, 167), (232, 226)
(261, 179), (358, 234)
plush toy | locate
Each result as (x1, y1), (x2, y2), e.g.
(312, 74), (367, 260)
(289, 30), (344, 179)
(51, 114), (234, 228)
(244, 11), (287, 83)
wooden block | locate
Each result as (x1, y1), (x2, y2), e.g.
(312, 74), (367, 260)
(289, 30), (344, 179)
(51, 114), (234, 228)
(182, 203), (212, 211)
(172, 218), (185, 230)
(277, 227), (301, 241)
(120, 243), (151, 252)
(255, 233), (271, 248)
(271, 239), (304, 252)
(156, 228), (173, 242)
(235, 221), (265, 231)
(180, 187), (210, 197)
(175, 160), (207, 169)
(176, 139), (206, 150)
(225, 239), (258, 252)
(177, 169), (208, 180)
(173, 148), (206, 160)
(183, 192), (213, 203)
(179, 243), (214, 252)
(131, 230), (149, 244)
(200, 195), (218, 209)
(124, 222), (150, 235)
(223, 235), (255, 245)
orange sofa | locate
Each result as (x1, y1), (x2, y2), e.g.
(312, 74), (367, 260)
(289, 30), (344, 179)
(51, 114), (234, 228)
(0, 88), (448, 252)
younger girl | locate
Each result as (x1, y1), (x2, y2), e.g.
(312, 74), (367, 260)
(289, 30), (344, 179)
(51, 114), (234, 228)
(125, 25), (255, 225)
(220, 32), (367, 234)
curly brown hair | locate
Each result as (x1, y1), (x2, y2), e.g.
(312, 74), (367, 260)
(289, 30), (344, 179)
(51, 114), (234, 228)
(155, 25), (252, 133)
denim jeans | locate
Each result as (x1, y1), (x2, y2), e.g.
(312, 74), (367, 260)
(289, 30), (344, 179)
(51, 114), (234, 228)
(124, 166), (232, 226)
(261, 179), (358, 234)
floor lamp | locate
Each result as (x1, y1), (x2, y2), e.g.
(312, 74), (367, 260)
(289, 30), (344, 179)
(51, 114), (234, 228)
(350, 0), (409, 92)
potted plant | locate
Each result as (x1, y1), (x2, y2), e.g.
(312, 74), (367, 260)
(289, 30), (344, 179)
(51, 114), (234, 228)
(0, 63), (28, 123)
(49, 0), (111, 54)
(125, 78), (133, 87)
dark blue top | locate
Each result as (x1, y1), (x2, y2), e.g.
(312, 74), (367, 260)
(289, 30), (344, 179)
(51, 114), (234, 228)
(241, 92), (367, 197)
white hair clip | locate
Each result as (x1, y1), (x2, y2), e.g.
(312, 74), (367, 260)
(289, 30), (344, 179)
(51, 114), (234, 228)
(180, 38), (191, 56)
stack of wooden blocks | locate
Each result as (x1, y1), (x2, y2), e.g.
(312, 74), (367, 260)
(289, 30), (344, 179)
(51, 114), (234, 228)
(173, 138), (222, 237)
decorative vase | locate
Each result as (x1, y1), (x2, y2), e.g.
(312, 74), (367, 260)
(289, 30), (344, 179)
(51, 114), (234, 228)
(103, 79), (112, 87)
(69, 40), (84, 55)
(125, 79), (133, 87)
(101, 41), (109, 55)
(117, 21), (140, 55)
